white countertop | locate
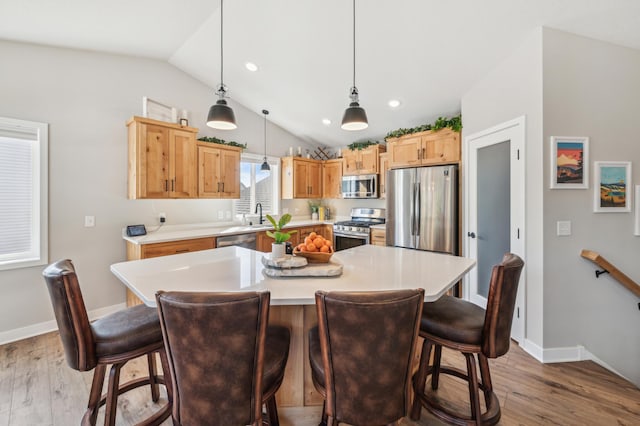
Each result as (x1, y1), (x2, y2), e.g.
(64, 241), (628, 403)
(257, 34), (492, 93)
(124, 219), (337, 245)
(110, 245), (476, 306)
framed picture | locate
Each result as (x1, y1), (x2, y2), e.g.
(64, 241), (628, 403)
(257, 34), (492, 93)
(635, 186), (640, 236)
(593, 161), (632, 213)
(550, 136), (589, 189)
(142, 97), (177, 123)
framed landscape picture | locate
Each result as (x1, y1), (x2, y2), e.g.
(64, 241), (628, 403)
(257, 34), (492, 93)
(593, 161), (632, 213)
(635, 186), (640, 236)
(550, 136), (589, 189)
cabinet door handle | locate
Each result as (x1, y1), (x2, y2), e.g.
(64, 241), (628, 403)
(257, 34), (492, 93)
(422, 147), (426, 160)
(221, 182), (224, 193)
(165, 180), (169, 191)
(417, 148), (421, 160)
(217, 182), (220, 192)
(171, 179), (175, 191)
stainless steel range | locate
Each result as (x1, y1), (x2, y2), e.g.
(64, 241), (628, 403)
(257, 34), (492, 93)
(333, 207), (385, 251)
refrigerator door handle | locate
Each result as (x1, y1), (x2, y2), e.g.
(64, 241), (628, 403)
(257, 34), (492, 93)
(415, 182), (421, 236)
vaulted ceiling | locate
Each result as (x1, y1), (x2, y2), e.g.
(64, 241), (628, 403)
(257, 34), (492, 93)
(1, 0), (639, 146)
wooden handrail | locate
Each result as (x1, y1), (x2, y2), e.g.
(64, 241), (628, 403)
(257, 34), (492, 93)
(581, 249), (640, 298)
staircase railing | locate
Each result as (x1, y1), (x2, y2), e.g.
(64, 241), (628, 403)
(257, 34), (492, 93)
(580, 249), (640, 298)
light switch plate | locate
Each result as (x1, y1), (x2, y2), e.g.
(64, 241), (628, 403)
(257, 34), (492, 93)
(557, 220), (571, 236)
(84, 216), (95, 227)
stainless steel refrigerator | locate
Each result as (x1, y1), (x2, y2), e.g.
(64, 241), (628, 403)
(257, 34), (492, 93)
(386, 165), (457, 254)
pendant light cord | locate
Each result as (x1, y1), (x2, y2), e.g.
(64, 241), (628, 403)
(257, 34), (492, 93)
(352, 0), (356, 88)
(220, 0), (224, 86)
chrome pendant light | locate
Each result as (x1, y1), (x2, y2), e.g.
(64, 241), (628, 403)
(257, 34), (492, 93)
(341, 0), (368, 131)
(260, 109), (270, 171)
(207, 0), (237, 130)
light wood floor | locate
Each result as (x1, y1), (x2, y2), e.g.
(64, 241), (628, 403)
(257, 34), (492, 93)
(1, 331), (638, 426)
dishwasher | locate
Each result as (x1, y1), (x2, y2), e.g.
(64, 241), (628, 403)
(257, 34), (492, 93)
(216, 233), (257, 250)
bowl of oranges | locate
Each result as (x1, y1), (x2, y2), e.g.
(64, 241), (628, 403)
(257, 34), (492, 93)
(293, 232), (334, 263)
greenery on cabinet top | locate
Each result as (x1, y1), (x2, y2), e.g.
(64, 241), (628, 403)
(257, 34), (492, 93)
(384, 114), (462, 140)
(197, 136), (247, 149)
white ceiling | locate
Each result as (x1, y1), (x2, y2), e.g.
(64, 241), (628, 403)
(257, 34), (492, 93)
(1, 0), (640, 147)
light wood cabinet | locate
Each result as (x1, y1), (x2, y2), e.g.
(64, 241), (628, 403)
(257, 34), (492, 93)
(323, 159), (343, 199)
(342, 144), (385, 175)
(379, 153), (389, 199)
(125, 237), (216, 306)
(127, 116), (198, 199)
(197, 143), (241, 198)
(281, 157), (323, 199)
(386, 128), (460, 169)
(370, 228), (386, 246)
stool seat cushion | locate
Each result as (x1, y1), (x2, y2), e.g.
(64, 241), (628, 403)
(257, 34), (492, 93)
(263, 325), (291, 392)
(308, 326), (324, 389)
(92, 304), (163, 357)
(421, 296), (486, 346)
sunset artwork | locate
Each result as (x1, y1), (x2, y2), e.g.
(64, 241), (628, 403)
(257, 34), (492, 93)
(556, 142), (584, 184)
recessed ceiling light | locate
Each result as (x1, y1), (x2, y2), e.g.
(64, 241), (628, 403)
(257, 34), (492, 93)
(245, 62), (259, 72)
(322, 118), (332, 126)
(388, 99), (401, 108)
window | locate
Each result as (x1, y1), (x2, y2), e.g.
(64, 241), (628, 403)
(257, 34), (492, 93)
(235, 153), (280, 217)
(0, 117), (48, 271)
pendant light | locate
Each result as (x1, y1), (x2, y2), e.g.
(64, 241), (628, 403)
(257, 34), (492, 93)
(260, 109), (270, 171)
(341, 0), (368, 131)
(207, 0), (237, 130)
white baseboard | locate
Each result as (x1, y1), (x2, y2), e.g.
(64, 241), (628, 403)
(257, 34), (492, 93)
(0, 303), (126, 346)
(519, 339), (631, 383)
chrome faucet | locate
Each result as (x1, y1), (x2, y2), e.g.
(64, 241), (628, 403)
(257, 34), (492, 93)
(255, 203), (264, 224)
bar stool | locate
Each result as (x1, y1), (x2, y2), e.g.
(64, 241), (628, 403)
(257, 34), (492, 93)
(308, 289), (424, 426)
(155, 290), (290, 426)
(410, 253), (524, 425)
(42, 259), (171, 426)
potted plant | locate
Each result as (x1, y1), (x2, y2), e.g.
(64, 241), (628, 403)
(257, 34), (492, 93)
(265, 213), (297, 259)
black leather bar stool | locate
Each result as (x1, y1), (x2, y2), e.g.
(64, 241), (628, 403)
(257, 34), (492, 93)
(309, 289), (424, 426)
(410, 253), (524, 426)
(42, 259), (171, 426)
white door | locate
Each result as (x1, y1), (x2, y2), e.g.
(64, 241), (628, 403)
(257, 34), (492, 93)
(464, 117), (525, 343)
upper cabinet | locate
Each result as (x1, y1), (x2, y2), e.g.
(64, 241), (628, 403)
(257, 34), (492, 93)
(386, 129), (460, 169)
(323, 159), (343, 199)
(342, 144), (385, 175)
(197, 143), (241, 198)
(127, 116), (198, 199)
(281, 157), (322, 199)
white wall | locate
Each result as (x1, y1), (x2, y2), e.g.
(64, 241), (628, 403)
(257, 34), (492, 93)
(542, 28), (640, 385)
(0, 40), (313, 336)
(461, 28), (545, 348)
(463, 27), (640, 386)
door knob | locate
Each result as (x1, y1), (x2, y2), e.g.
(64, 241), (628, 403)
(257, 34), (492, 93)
(467, 232), (476, 238)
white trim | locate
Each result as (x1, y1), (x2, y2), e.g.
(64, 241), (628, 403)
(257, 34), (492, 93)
(0, 303), (126, 345)
(518, 340), (631, 382)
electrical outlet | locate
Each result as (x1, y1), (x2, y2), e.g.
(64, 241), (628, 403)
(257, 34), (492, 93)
(84, 216), (95, 227)
(217, 211), (224, 219)
(557, 220), (571, 236)
(159, 212), (166, 223)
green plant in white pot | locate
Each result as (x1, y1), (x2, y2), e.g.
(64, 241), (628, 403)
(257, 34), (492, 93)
(265, 214), (297, 259)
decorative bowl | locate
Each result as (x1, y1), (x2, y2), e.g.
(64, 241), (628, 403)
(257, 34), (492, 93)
(292, 248), (333, 264)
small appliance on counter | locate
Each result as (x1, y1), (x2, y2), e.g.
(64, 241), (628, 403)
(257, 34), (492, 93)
(333, 207), (385, 251)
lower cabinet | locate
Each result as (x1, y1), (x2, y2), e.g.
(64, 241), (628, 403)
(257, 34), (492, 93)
(370, 228), (386, 246)
(125, 237), (216, 306)
(257, 225), (333, 253)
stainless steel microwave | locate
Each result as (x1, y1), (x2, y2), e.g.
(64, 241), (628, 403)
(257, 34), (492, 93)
(341, 174), (378, 198)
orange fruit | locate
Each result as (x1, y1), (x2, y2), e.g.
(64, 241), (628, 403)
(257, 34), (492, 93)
(306, 243), (317, 252)
(309, 232), (317, 240)
(325, 240), (332, 246)
(313, 237), (324, 248)
(320, 245), (330, 253)
(297, 243), (305, 251)
(304, 237), (312, 245)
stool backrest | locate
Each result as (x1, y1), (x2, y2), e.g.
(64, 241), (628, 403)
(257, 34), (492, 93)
(156, 290), (270, 426)
(482, 253), (525, 358)
(315, 289), (424, 425)
(42, 259), (97, 371)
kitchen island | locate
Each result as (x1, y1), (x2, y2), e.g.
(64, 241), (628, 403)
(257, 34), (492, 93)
(110, 244), (475, 407)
